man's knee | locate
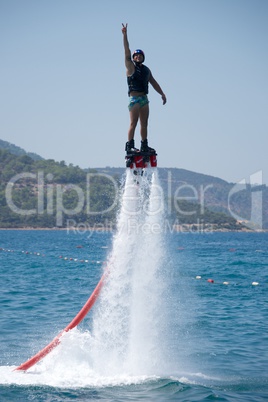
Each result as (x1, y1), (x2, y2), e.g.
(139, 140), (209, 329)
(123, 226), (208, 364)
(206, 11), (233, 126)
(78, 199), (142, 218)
(130, 120), (138, 129)
(140, 121), (148, 130)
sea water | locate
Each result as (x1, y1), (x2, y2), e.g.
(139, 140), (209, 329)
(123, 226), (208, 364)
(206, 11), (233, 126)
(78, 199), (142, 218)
(0, 169), (268, 401)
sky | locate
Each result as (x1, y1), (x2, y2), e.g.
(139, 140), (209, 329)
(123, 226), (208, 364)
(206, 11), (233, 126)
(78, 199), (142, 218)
(0, 0), (268, 184)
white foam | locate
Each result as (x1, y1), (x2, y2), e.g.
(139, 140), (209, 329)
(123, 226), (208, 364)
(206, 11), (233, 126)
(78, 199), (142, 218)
(1, 169), (174, 387)
(90, 169), (168, 377)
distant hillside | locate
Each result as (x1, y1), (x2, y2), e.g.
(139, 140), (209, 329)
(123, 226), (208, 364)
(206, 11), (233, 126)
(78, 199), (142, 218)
(97, 167), (267, 231)
(0, 139), (43, 161)
(0, 145), (267, 230)
(0, 149), (114, 228)
(0, 148), (246, 230)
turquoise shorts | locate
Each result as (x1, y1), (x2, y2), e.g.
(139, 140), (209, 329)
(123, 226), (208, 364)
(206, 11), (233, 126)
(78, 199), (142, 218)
(128, 95), (149, 111)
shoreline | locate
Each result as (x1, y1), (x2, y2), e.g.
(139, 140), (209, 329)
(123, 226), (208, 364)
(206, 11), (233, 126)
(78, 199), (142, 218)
(0, 227), (267, 233)
(0, 227), (112, 231)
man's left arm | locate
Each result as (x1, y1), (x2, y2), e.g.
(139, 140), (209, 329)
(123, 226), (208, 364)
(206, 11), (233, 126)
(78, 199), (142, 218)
(149, 74), (167, 105)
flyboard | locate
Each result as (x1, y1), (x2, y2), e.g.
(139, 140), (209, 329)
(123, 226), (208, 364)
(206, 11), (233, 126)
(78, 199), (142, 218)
(125, 148), (157, 172)
(15, 147), (157, 372)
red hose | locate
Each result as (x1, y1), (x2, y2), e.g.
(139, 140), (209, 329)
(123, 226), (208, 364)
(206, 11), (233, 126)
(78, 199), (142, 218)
(15, 271), (106, 371)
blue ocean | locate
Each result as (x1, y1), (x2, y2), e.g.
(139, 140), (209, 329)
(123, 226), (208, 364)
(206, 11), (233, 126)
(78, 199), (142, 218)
(0, 170), (268, 401)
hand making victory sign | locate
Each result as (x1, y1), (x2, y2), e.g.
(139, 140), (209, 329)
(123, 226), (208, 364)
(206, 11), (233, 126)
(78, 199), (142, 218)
(121, 23), (127, 34)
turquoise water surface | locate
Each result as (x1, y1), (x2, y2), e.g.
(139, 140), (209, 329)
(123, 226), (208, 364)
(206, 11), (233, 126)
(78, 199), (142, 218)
(0, 229), (268, 401)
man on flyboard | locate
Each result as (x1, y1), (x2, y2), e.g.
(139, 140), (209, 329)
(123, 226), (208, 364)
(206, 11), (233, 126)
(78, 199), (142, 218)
(122, 23), (167, 156)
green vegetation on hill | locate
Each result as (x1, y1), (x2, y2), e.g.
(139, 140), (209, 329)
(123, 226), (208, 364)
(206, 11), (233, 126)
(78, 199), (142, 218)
(0, 145), (266, 230)
(173, 200), (243, 231)
(0, 149), (118, 228)
(98, 167), (268, 230)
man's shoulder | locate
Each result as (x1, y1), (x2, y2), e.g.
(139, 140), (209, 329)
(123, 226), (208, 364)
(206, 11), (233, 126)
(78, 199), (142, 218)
(142, 64), (150, 70)
(141, 64), (151, 76)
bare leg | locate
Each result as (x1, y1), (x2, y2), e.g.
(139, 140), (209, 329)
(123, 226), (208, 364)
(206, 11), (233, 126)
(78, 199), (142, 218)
(139, 103), (149, 141)
(128, 104), (140, 141)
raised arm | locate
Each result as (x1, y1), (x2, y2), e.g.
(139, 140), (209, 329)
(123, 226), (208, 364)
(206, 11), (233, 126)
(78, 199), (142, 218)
(122, 23), (135, 76)
(149, 74), (167, 105)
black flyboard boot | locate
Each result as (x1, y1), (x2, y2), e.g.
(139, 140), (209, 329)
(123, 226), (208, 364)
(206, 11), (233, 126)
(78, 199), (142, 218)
(125, 139), (139, 155)
(140, 139), (156, 154)
(125, 139), (139, 167)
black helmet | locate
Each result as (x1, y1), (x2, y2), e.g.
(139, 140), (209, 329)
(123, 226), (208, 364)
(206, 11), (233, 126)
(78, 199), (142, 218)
(132, 49), (145, 62)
